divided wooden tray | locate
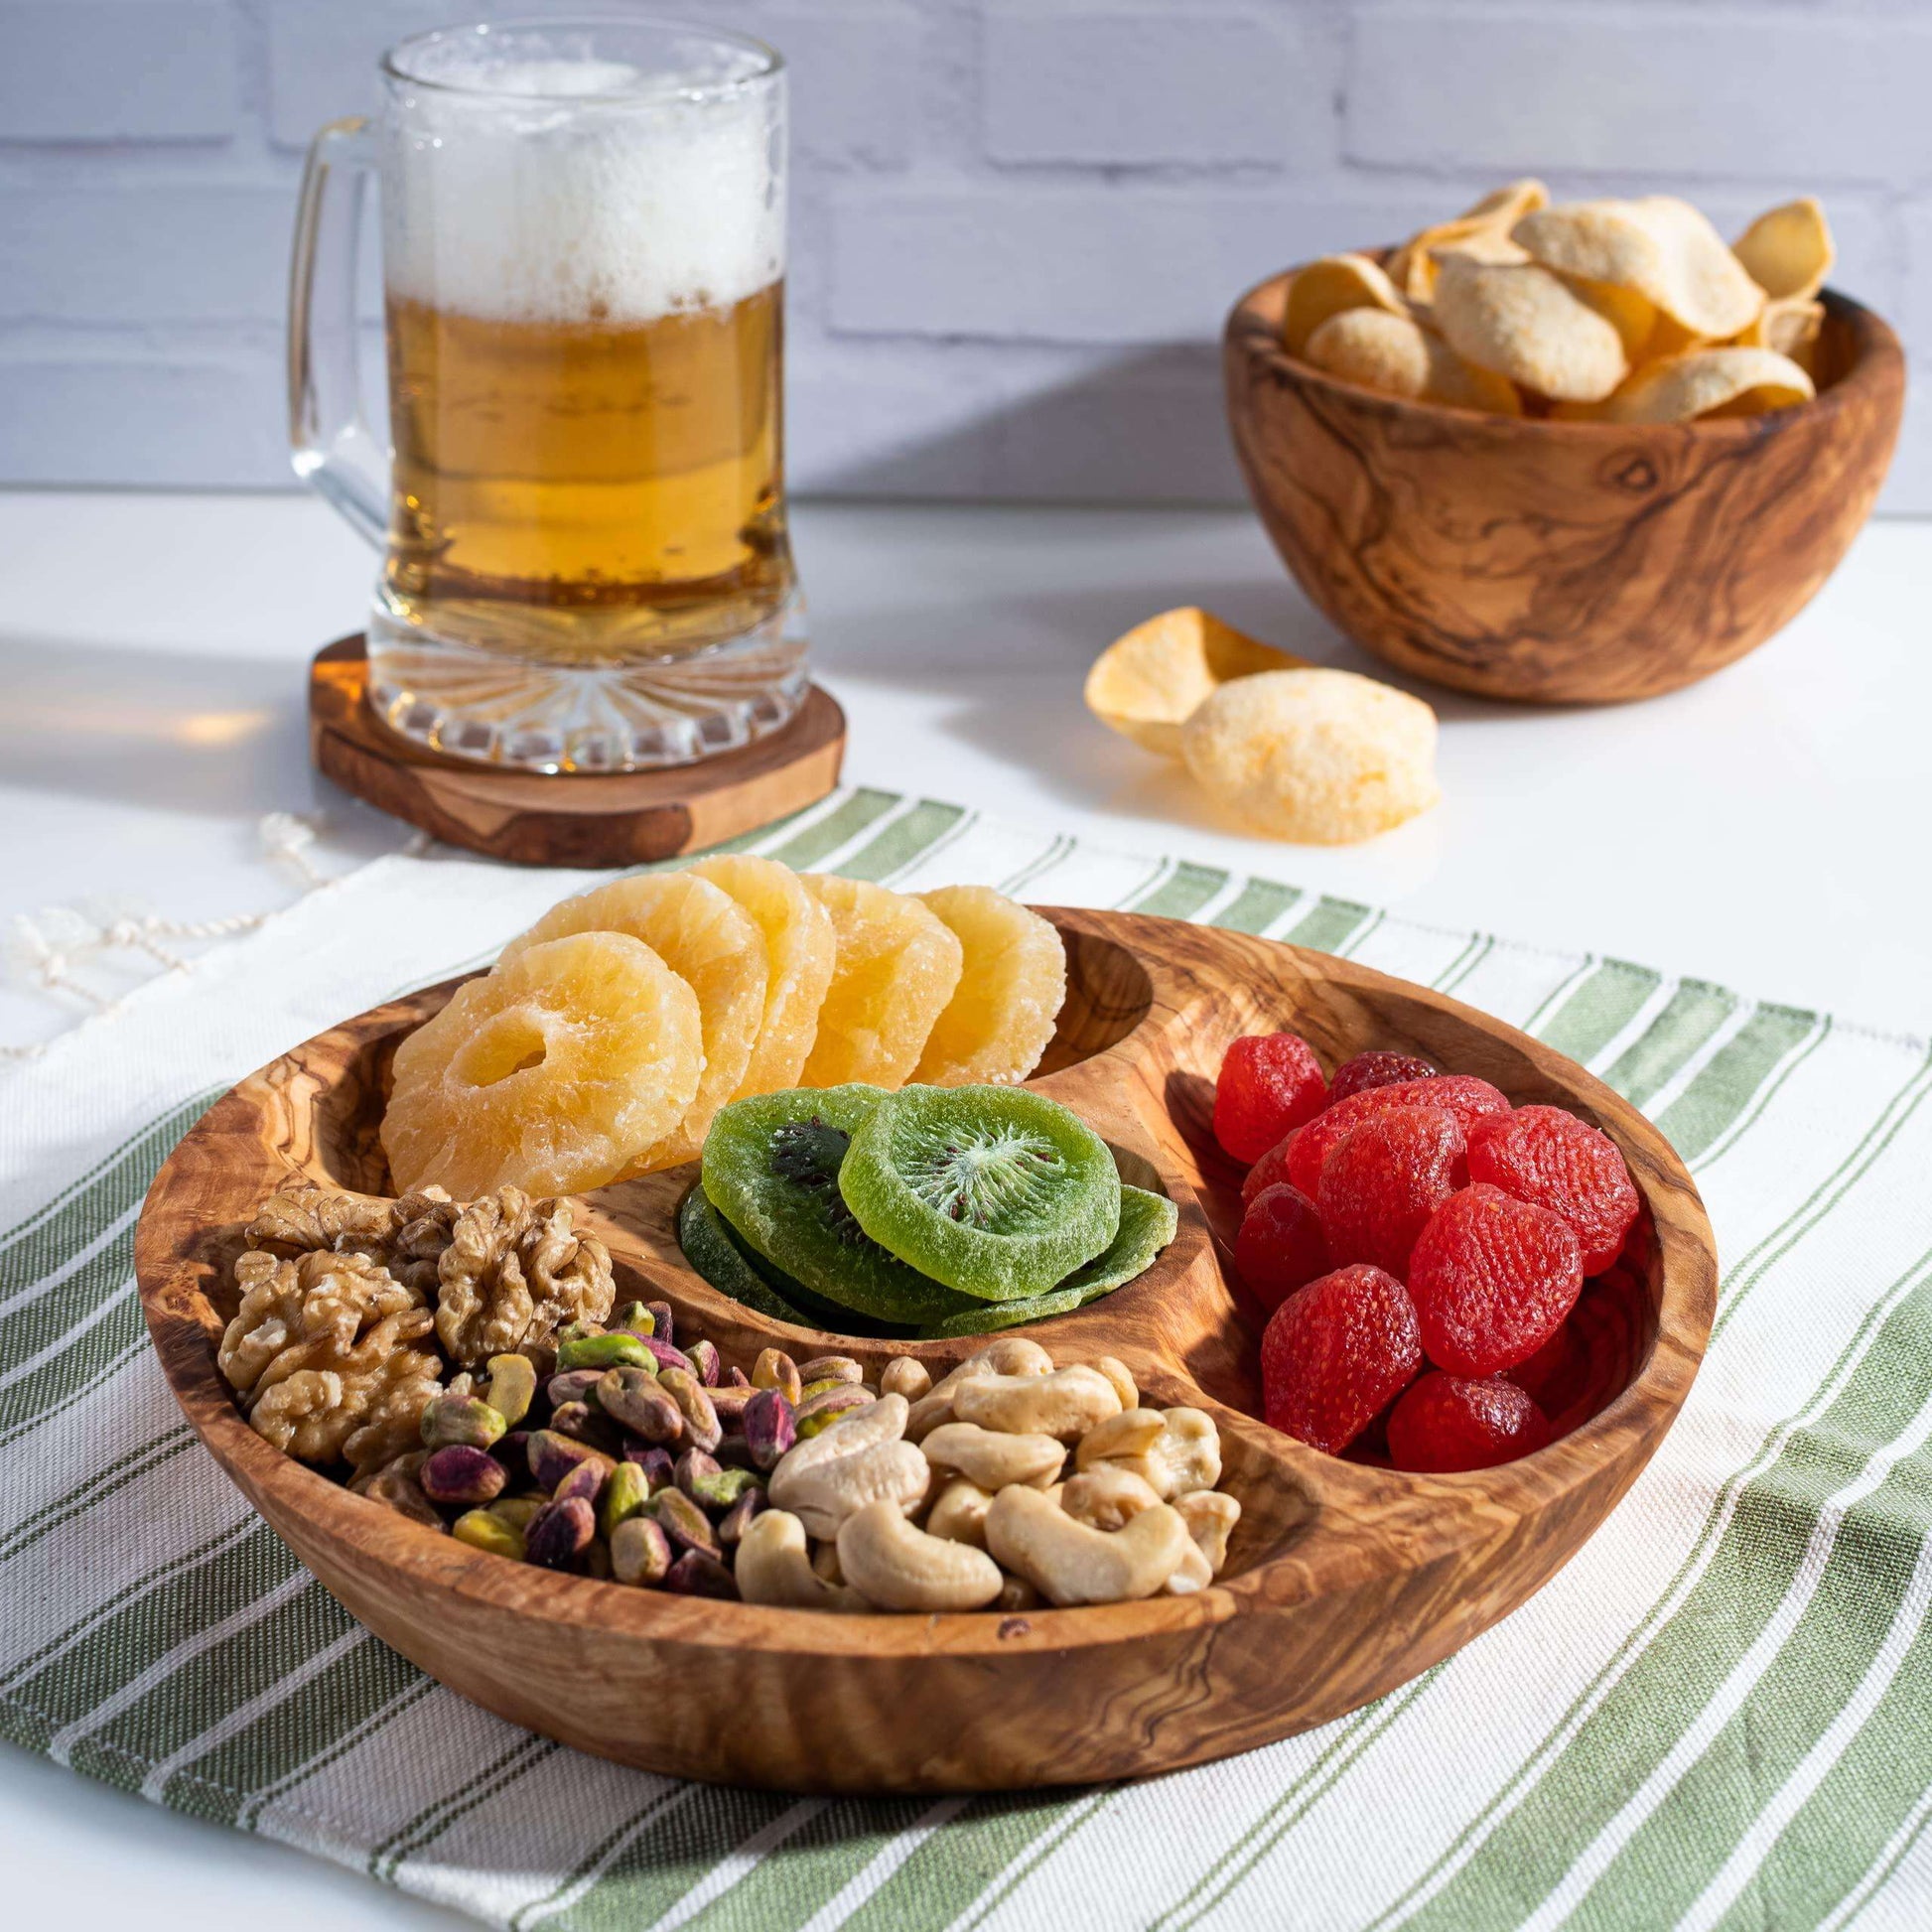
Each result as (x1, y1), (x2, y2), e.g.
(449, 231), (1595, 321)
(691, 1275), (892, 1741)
(134, 910), (1717, 1794)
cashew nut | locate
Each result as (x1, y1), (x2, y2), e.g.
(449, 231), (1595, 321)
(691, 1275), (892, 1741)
(984, 1484), (1191, 1605)
(881, 1356), (932, 1402)
(1074, 1408), (1165, 1468)
(1164, 1538), (1213, 1595)
(954, 1365), (1122, 1442)
(924, 1477), (994, 1549)
(1059, 1464), (1164, 1532)
(1094, 1356), (1139, 1413)
(767, 1391), (930, 1540)
(905, 1336), (1052, 1441)
(1074, 1406), (1222, 1499)
(1174, 1488), (1241, 1574)
(836, 1498), (1005, 1611)
(998, 1575), (1040, 1613)
(920, 1421), (1065, 1491)
(734, 1509), (869, 1612)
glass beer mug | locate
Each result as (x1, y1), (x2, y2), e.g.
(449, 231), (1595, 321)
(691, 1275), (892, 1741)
(289, 17), (802, 770)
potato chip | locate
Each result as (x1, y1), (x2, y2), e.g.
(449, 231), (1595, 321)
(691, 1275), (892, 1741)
(1423, 333), (1524, 415)
(1601, 347), (1815, 425)
(1734, 296), (1826, 375)
(1512, 197), (1763, 340)
(1304, 307), (1434, 397)
(1084, 607), (1303, 759)
(1432, 254), (1628, 403)
(1283, 253), (1406, 356)
(1573, 279), (1657, 359)
(1386, 179), (1547, 302)
(1433, 230), (1531, 270)
(1180, 669), (1440, 846)
(1733, 197), (1833, 301)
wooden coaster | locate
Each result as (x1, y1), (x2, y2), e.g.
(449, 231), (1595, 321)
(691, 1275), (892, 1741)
(308, 634), (845, 868)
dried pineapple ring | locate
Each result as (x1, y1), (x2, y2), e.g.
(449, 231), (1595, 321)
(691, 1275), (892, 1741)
(501, 873), (766, 1173)
(1084, 607), (1303, 759)
(690, 853), (836, 1097)
(381, 932), (702, 1197)
(798, 874), (964, 1089)
(913, 886), (1067, 1087)
(1181, 668), (1440, 846)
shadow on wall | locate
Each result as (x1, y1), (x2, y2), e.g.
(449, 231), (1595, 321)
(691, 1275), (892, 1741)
(789, 345), (1249, 504)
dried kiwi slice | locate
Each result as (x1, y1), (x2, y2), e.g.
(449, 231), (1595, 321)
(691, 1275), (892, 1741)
(841, 1085), (1121, 1301)
(676, 1184), (811, 1325)
(701, 1086), (982, 1326)
(915, 1184), (1178, 1337)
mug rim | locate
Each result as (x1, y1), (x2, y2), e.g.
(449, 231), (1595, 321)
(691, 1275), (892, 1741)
(382, 13), (783, 103)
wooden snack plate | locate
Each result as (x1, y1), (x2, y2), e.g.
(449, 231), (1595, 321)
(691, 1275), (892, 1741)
(309, 635), (846, 868)
(134, 910), (1717, 1794)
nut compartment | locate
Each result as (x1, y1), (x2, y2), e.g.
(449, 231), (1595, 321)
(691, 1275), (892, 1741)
(135, 908), (1715, 1792)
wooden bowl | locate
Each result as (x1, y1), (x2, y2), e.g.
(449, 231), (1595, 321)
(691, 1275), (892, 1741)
(1224, 270), (1905, 703)
(134, 910), (1717, 1793)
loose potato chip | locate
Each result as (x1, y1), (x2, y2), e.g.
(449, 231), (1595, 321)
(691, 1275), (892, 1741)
(1284, 253), (1407, 356)
(1387, 179), (1548, 302)
(1512, 197), (1763, 340)
(1085, 607), (1303, 759)
(1181, 669), (1440, 846)
(1432, 255), (1629, 403)
(1734, 296), (1825, 375)
(1304, 306), (1434, 397)
(1601, 347), (1814, 425)
(1733, 197), (1833, 302)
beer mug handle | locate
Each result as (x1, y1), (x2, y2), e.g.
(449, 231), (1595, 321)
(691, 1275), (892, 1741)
(287, 117), (388, 548)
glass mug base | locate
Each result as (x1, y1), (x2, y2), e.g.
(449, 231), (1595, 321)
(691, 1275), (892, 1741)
(365, 587), (810, 773)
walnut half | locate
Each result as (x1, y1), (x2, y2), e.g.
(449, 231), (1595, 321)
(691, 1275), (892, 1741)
(434, 1186), (615, 1369)
(220, 1248), (438, 1465)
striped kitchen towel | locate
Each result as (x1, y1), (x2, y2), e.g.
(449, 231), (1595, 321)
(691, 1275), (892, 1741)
(4, 784), (1930, 1932)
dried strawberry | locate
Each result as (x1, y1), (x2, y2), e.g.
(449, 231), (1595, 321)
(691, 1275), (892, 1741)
(1261, 1264), (1423, 1454)
(1505, 1315), (1590, 1420)
(1235, 1182), (1331, 1315)
(1387, 1373), (1551, 1472)
(1408, 1183), (1584, 1376)
(1286, 1073), (1510, 1197)
(1466, 1105), (1639, 1275)
(1242, 1131), (1298, 1208)
(1214, 1033), (1329, 1163)
(1317, 1106), (1467, 1277)
(1328, 1050), (1438, 1106)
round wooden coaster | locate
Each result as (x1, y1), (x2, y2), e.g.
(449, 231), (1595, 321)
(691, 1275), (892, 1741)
(308, 634), (845, 869)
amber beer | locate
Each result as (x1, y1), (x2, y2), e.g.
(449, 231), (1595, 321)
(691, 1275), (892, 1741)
(384, 282), (790, 659)
(290, 20), (801, 768)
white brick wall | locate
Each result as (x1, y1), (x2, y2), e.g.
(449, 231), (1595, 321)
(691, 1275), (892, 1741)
(0, 0), (1924, 507)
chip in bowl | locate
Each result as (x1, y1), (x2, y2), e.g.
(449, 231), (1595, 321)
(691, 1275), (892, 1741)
(1511, 197), (1763, 341)
(1600, 346), (1815, 424)
(1432, 255), (1630, 402)
(1732, 198), (1834, 303)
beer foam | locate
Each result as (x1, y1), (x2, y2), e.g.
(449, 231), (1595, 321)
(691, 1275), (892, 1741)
(382, 54), (783, 325)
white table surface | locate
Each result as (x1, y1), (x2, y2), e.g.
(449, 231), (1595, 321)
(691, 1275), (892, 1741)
(2, 488), (1929, 1925)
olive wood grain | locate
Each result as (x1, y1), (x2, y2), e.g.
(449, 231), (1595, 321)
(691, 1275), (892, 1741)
(1225, 273), (1904, 704)
(135, 910), (1716, 1793)
(309, 635), (846, 867)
